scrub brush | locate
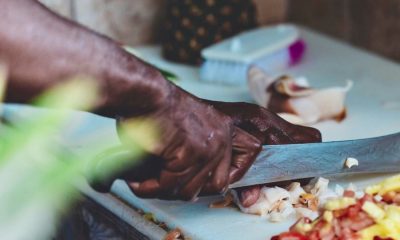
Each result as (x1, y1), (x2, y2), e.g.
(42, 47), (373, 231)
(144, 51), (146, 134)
(200, 24), (306, 85)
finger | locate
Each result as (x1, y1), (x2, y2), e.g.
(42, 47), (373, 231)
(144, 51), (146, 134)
(264, 126), (294, 145)
(275, 120), (322, 144)
(237, 185), (261, 208)
(120, 154), (164, 182)
(229, 127), (262, 184)
(178, 154), (221, 201)
(128, 178), (161, 198)
(156, 164), (203, 199)
(201, 139), (232, 195)
(288, 125), (322, 143)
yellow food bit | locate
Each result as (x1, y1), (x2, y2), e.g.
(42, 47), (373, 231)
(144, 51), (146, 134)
(323, 211), (333, 223)
(365, 174), (400, 195)
(360, 205), (400, 240)
(379, 181), (400, 196)
(362, 201), (385, 221)
(360, 225), (385, 240)
(294, 223), (313, 234)
(299, 193), (319, 211)
(365, 185), (381, 195)
(325, 197), (356, 211)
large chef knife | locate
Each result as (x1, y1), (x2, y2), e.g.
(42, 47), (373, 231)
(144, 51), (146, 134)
(229, 131), (400, 188)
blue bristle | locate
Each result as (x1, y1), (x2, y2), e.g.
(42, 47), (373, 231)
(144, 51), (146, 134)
(200, 60), (249, 85)
(200, 47), (290, 85)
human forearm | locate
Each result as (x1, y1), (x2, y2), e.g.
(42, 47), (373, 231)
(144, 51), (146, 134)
(0, 0), (172, 117)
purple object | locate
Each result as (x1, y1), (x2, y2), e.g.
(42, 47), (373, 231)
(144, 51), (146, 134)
(289, 39), (306, 65)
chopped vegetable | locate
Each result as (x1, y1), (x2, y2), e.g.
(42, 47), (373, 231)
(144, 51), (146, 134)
(229, 178), (336, 222)
(324, 197), (356, 211)
(272, 174), (400, 240)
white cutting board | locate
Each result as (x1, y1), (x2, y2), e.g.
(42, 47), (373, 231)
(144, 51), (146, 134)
(110, 26), (400, 240)
(2, 26), (399, 240)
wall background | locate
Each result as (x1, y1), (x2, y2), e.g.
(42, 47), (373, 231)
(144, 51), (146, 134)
(39, 0), (400, 62)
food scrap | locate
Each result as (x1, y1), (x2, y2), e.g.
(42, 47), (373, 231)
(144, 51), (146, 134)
(272, 174), (400, 240)
(247, 67), (352, 125)
(164, 228), (184, 240)
(227, 177), (338, 222)
(345, 157), (359, 169)
(209, 192), (234, 208)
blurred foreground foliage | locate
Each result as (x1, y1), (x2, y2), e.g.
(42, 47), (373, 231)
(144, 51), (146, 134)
(0, 69), (156, 239)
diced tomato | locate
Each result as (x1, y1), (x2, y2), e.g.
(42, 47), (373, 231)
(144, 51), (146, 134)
(382, 191), (396, 203)
(308, 231), (319, 240)
(347, 204), (361, 218)
(271, 232), (309, 240)
(349, 215), (374, 231)
(343, 190), (355, 198)
(393, 193), (400, 205)
(333, 208), (348, 218)
(360, 194), (374, 205)
(332, 219), (342, 237)
(318, 225), (335, 240)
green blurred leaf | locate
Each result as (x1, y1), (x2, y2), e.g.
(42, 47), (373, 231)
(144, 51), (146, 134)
(0, 77), (157, 239)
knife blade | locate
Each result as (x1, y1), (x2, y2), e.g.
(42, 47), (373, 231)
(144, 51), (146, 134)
(229, 131), (400, 188)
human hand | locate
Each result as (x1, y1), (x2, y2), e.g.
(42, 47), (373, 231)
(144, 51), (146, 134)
(117, 88), (262, 201)
(204, 101), (322, 207)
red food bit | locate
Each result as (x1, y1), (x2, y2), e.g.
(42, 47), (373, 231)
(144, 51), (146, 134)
(382, 191), (396, 203)
(393, 193), (400, 205)
(308, 231), (319, 240)
(348, 213), (374, 231)
(360, 194), (374, 205)
(333, 208), (348, 218)
(347, 204), (362, 218)
(332, 219), (342, 237)
(271, 193), (389, 240)
(318, 225), (335, 240)
(343, 190), (355, 198)
(271, 232), (309, 240)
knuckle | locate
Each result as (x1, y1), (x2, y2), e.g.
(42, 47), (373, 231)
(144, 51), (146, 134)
(248, 137), (262, 154)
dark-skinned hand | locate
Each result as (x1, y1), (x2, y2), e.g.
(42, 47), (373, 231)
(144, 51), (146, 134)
(205, 101), (322, 207)
(116, 88), (262, 201)
(112, 91), (321, 203)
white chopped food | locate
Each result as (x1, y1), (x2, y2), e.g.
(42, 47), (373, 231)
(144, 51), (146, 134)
(374, 195), (383, 202)
(229, 177), (358, 223)
(295, 207), (319, 220)
(232, 178), (332, 222)
(355, 190), (364, 199)
(345, 157), (359, 168)
(334, 184), (345, 196)
(262, 187), (291, 208)
(318, 188), (339, 207)
(305, 177), (329, 196)
(230, 189), (271, 216)
(268, 201), (295, 222)
(287, 182), (306, 204)
(346, 183), (357, 191)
